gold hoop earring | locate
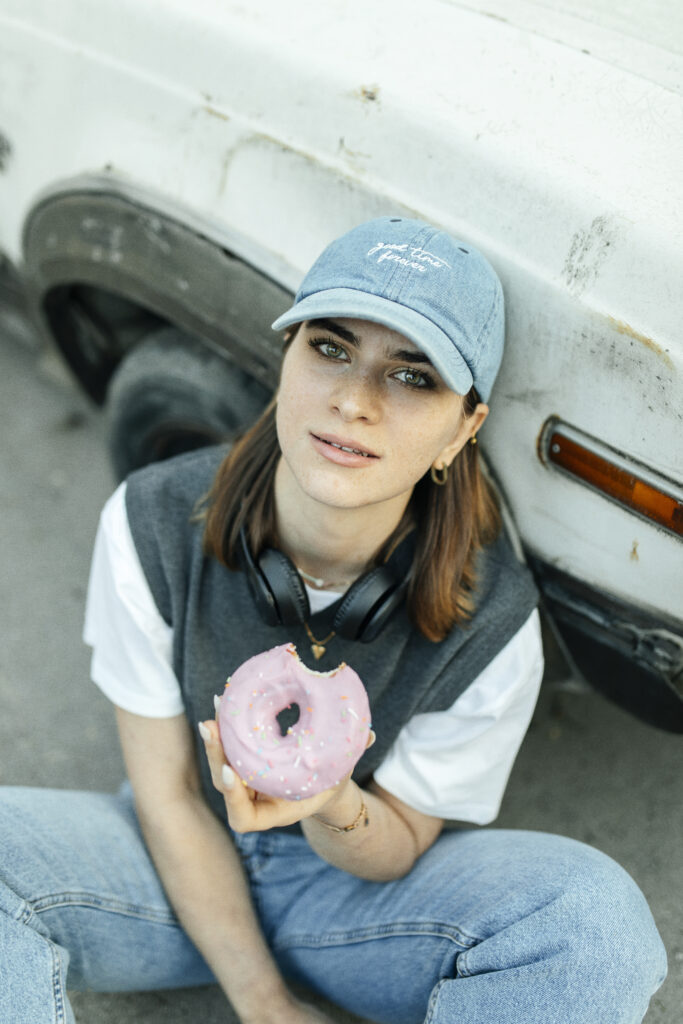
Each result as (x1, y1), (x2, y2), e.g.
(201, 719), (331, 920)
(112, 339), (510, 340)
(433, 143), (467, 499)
(430, 463), (448, 486)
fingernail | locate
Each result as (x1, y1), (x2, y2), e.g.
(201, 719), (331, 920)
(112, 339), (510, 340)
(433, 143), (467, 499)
(222, 765), (235, 789)
(213, 694), (221, 712)
(197, 722), (211, 742)
(368, 730), (376, 747)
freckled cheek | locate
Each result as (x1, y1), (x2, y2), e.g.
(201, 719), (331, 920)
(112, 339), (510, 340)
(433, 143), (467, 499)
(276, 407), (301, 464)
(278, 361), (327, 420)
(276, 374), (313, 435)
(275, 386), (295, 449)
(398, 451), (438, 483)
(386, 419), (449, 472)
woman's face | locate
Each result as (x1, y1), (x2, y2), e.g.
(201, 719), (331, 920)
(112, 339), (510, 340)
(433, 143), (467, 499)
(275, 317), (488, 513)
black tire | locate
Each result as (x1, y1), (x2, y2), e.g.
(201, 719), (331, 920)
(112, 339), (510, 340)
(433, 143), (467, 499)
(107, 326), (271, 480)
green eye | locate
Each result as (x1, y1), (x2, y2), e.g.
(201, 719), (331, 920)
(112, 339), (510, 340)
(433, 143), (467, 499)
(321, 342), (344, 358)
(308, 338), (348, 360)
(394, 367), (431, 388)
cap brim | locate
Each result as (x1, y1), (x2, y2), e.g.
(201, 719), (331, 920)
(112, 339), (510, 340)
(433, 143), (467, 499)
(271, 288), (474, 397)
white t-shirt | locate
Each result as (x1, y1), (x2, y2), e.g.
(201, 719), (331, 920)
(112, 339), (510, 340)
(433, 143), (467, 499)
(84, 483), (544, 824)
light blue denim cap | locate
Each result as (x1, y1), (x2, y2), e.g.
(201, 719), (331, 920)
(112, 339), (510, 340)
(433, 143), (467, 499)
(271, 216), (505, 402)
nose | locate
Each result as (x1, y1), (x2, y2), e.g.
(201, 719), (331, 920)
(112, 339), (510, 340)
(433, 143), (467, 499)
(329, 371), (381, 423)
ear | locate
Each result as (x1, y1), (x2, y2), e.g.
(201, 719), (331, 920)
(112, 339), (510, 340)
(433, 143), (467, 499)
(437, 402), (489, 468)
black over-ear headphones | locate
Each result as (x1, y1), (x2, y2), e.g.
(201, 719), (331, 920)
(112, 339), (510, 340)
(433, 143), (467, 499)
(239, 527), (410, 643)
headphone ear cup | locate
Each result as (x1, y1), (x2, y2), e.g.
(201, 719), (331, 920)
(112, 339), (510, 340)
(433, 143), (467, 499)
(354, 580), (408, 641)
(334, 566), (408, 642)
(258, 547), (311, 625)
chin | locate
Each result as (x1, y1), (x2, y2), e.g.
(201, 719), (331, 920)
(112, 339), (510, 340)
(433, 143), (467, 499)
(298, 476), (372, 510)
(297, 467), (410, 512)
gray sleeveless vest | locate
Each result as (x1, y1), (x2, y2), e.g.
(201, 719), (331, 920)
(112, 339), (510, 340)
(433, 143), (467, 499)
(125, 446), (538, 830)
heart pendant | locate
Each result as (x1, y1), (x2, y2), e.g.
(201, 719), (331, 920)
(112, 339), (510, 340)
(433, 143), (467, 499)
(311, 644), (326, 660)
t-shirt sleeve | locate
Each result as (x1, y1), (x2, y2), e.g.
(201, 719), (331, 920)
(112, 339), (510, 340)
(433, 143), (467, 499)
(373, 608), (544, 824)
(83, 481), (185, 718)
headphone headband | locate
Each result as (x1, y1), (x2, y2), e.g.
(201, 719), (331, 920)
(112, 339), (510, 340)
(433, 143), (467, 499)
(238, 527), (410, 642)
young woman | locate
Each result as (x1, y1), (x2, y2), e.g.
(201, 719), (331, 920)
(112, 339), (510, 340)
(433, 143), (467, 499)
(0, 218), (666, 1024)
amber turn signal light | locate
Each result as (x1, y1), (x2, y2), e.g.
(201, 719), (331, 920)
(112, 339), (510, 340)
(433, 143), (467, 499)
(540, 419), (683, 538)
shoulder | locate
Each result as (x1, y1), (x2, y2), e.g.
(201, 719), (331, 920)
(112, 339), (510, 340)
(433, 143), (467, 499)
(475, 527), (535, 592)
(412, 529), (539, 708)
(374, 609), (544, 823)
(122, 445), (229, 620)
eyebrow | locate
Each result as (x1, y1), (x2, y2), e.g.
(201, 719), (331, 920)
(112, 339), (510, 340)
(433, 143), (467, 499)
(306, 318), (434, 366)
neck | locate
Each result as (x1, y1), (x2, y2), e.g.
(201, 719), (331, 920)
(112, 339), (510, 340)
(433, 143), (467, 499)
(274, 459), (411, 588)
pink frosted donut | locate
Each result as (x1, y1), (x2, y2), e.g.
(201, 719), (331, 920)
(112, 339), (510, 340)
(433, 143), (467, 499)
(217, 643), (371, 800)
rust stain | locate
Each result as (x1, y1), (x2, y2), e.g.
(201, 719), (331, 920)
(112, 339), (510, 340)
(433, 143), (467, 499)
(354, 84), (380, 104)
(630, 540), (639, 562)
(203, 105), (230, 122)
(607, 316), (673, 369)
(229, 131), (378, 195)
(338, 137), (371, 161)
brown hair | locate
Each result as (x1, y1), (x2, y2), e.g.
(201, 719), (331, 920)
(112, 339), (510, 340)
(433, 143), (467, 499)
(201, 365), (501, 642)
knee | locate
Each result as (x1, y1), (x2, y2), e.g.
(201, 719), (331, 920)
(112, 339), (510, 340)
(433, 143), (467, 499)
(553, 841), (667, 1008)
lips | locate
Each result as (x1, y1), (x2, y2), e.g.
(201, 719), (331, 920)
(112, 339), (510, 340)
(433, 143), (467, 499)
(311, 433), (379, 459)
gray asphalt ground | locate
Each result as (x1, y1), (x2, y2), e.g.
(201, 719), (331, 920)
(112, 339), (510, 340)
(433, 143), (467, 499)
(1, 301), (681, 1023)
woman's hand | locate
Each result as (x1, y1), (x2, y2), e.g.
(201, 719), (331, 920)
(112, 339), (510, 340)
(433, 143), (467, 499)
(244, 992), (339, 1024)
(198, 718), (372, 833)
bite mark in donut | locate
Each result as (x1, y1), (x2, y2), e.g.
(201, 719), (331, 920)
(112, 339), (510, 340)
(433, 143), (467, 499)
(216, 643), (371, 799)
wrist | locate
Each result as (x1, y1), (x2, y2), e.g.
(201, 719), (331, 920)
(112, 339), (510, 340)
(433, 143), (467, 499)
(237, 976), (291, 1024)
(311, 780), (367, 831)
(244, 989), (329, 1024)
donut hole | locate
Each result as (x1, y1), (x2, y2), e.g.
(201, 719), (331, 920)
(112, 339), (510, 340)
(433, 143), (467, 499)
(275, 703), (301, 736)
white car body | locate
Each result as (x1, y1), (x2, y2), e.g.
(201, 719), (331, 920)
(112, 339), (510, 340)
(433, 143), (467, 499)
(1, 0), (681, 716)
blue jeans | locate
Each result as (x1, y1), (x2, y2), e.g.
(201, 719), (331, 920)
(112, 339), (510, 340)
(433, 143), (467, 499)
(0, 785), (666, 1024)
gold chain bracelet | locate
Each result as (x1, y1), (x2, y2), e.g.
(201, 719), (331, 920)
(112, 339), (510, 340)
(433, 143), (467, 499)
(313, 796), (369, 833)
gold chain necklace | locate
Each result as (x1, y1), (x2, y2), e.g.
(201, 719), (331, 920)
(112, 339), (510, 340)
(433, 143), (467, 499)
(304, 622), (336, 661)
(296, 566), (327, 588)
(297, 566), (354, 591)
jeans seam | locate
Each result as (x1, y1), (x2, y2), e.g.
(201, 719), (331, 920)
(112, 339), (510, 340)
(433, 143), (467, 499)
(31, 891), (178, 927)
(272, 919), (480, 952)
(455, 952), (475, 978)
(424, 978), (448, 1024)
(6, 892), (72, 1023)
(49, 940), (67, 1024)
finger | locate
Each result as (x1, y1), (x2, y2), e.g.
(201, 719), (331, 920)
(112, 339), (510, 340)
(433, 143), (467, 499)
(197, 720), (229, 792)
(222, 769), (337, 832)
(366, 729), (376, 749)
(197, 719), (255, 796)
(206, 702), (260, 799)
(229, 792), (307, 832)
(220, 764), (262, 832)
(198, 722), (357, 832)
(198, 722), (259, 827)
(238, 778), (356, 833)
